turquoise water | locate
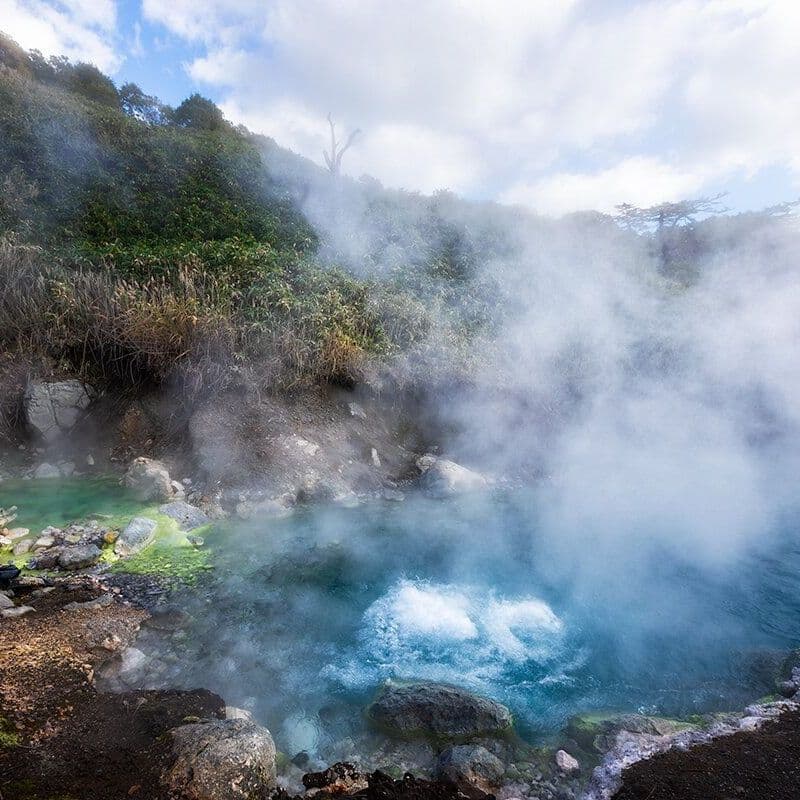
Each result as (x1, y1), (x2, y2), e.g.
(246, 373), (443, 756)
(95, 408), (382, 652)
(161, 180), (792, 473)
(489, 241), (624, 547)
(0, 477), (141, 533)
(153, 491), (800, 757)
(3, 478), (799, 760)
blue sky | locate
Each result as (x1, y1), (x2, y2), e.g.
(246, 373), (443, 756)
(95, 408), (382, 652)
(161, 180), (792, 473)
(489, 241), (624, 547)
(3, 0), (799, 215)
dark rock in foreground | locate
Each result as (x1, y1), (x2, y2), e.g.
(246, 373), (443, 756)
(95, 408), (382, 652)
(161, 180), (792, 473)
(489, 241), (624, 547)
(368, 682), (512, 739)
(276, 765), (466, 800)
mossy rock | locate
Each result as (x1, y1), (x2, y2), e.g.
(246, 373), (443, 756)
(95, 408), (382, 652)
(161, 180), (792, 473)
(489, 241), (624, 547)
(565, 712), (696, 754)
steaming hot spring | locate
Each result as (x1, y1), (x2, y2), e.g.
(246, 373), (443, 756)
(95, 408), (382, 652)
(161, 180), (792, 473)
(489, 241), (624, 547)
(4, 478), (798, 766)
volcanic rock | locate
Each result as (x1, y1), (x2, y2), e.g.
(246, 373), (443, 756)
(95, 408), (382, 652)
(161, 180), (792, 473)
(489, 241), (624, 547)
(368, 683), (512, 739)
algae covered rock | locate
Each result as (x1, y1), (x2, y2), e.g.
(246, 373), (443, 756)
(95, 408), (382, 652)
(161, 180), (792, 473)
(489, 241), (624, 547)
(368, 682), (512, 739)
(163, 719), (276, 800)
(115, 517), (157, 556)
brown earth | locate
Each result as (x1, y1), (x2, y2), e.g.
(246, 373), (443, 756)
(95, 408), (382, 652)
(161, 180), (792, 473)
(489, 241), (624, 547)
(0, 578), (224, 800)
(612, 710), (800, 800)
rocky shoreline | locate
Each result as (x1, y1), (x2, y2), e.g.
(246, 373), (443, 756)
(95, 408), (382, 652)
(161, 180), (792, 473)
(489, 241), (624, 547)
(1, 564), (798, 800)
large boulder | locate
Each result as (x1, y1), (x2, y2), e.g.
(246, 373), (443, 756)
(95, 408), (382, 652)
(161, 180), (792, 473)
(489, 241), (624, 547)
(25, 380), (92, 442)
(123, 458), (173, 502)
(115, 517), (157, 556)
(159, 501), (210, 531)
(163, 719), (276, 800)
(58, 543), (101, 570)
(368, 683), (512, 739)
(436, 745), (505, 798)
(419, 457), (488, 498)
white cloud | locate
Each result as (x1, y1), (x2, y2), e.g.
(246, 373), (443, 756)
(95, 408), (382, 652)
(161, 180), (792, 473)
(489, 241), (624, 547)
(143, 0), (800, 212)
(501, 157), (707, 216)
(0, 0), (121, 72)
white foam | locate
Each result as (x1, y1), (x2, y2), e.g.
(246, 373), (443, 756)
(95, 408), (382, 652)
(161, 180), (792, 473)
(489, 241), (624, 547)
(381, 582), (478, 641)
(483, 598), (564, 661)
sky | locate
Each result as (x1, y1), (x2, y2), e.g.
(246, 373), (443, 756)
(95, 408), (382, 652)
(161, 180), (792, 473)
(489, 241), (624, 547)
(3, 0), (800, 215)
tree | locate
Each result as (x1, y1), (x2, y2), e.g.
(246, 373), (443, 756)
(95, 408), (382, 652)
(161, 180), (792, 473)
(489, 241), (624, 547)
(614, 194), (728, 233)
(120, 82), (168, 125)
(65, 63), (120, 108)
(323, 114), (360, 176)
(172, 93), (227, 131)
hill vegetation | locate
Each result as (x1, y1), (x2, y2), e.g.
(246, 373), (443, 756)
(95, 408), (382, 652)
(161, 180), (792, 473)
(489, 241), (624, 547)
(0, 31), (796, 443)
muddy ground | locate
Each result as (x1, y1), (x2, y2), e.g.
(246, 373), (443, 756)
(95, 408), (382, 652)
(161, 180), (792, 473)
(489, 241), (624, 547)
(612, 710), (800, 800)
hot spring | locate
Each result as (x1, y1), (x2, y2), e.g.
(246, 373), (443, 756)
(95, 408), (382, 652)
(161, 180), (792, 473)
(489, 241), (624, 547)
(84, 486), (800, 762)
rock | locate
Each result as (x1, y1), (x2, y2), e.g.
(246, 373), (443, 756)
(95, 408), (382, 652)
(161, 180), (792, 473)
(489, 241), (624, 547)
(778, 680), (798, 698)
(371, 447), (381, 467)
(566, 713), (694, 754)
(368, 683), (513, 739)
(158, 501), (210, 531)
(187, 535), (204, 547)
(12, 539), (32, 556)
(58, 543), (101, 570)
(303, 762), (368, 796)
(420, 458), (488, 497)
(25, 379), (92, 442)
(0, 535), (10, 548)
(348, 401), (367, 420)
(2, 605), (34, 618)
(6, 528), (29, 540)
(86, 454), (95, 466)
(436, 745), (505, 798)
(225, 706), (254, 722)
(34, 534), (56, 549)
(555, 749), (580, 773)
(416, 453), (438, 472)
(123, 457), (173, 502)
(0, 593), (14, 610)
(170, 480), (186, 499)
(163, 719), (276, 800)
(115, 517), (158, 556)
(29, 549), (62, 570)
(33, 462), (61, 479)
(64, 593), (114, 611)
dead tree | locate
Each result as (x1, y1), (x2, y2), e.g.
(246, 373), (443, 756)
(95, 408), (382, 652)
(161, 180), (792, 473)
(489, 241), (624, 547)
(323, 114), (361, 176)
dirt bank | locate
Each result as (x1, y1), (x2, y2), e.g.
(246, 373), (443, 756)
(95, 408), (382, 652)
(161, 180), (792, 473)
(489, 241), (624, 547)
(611, 710), (800, 800)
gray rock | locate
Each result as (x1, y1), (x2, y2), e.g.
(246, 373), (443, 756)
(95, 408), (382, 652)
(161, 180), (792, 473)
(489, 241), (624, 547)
(420, 458), (488, 497)
(115, 516), (158, 555)
(58, 543), (101, 570)
(123, 457), (173, 502)
(34, 463), (61, 479)
(158, 501), (210, 531)
(34, 535), (56, 549)
(6, 528), (29, 540)
(12, 539), (32, 557)
(368, 683), (513, 739)
(64, 594), (114, 612)
(163, 719), (276, 800)
(348, 401), (367, 420)
(25, 379), (92, 442)
(2, 605), (34, 618)
(555, 749), (580, 773)
(436, 745), (505, 798)
(0, 593), (14, 610)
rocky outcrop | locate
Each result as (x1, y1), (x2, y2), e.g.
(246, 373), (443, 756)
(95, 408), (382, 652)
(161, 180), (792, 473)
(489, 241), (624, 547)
(57, 543), (101, 570)
(435, 744), (505, 798)
(368, 683), (512, 739)
(418, 457), (488, 497)
(163, 719), (276, 800)
(25, 379), (92, 442)
(123, 457), (174, 502)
